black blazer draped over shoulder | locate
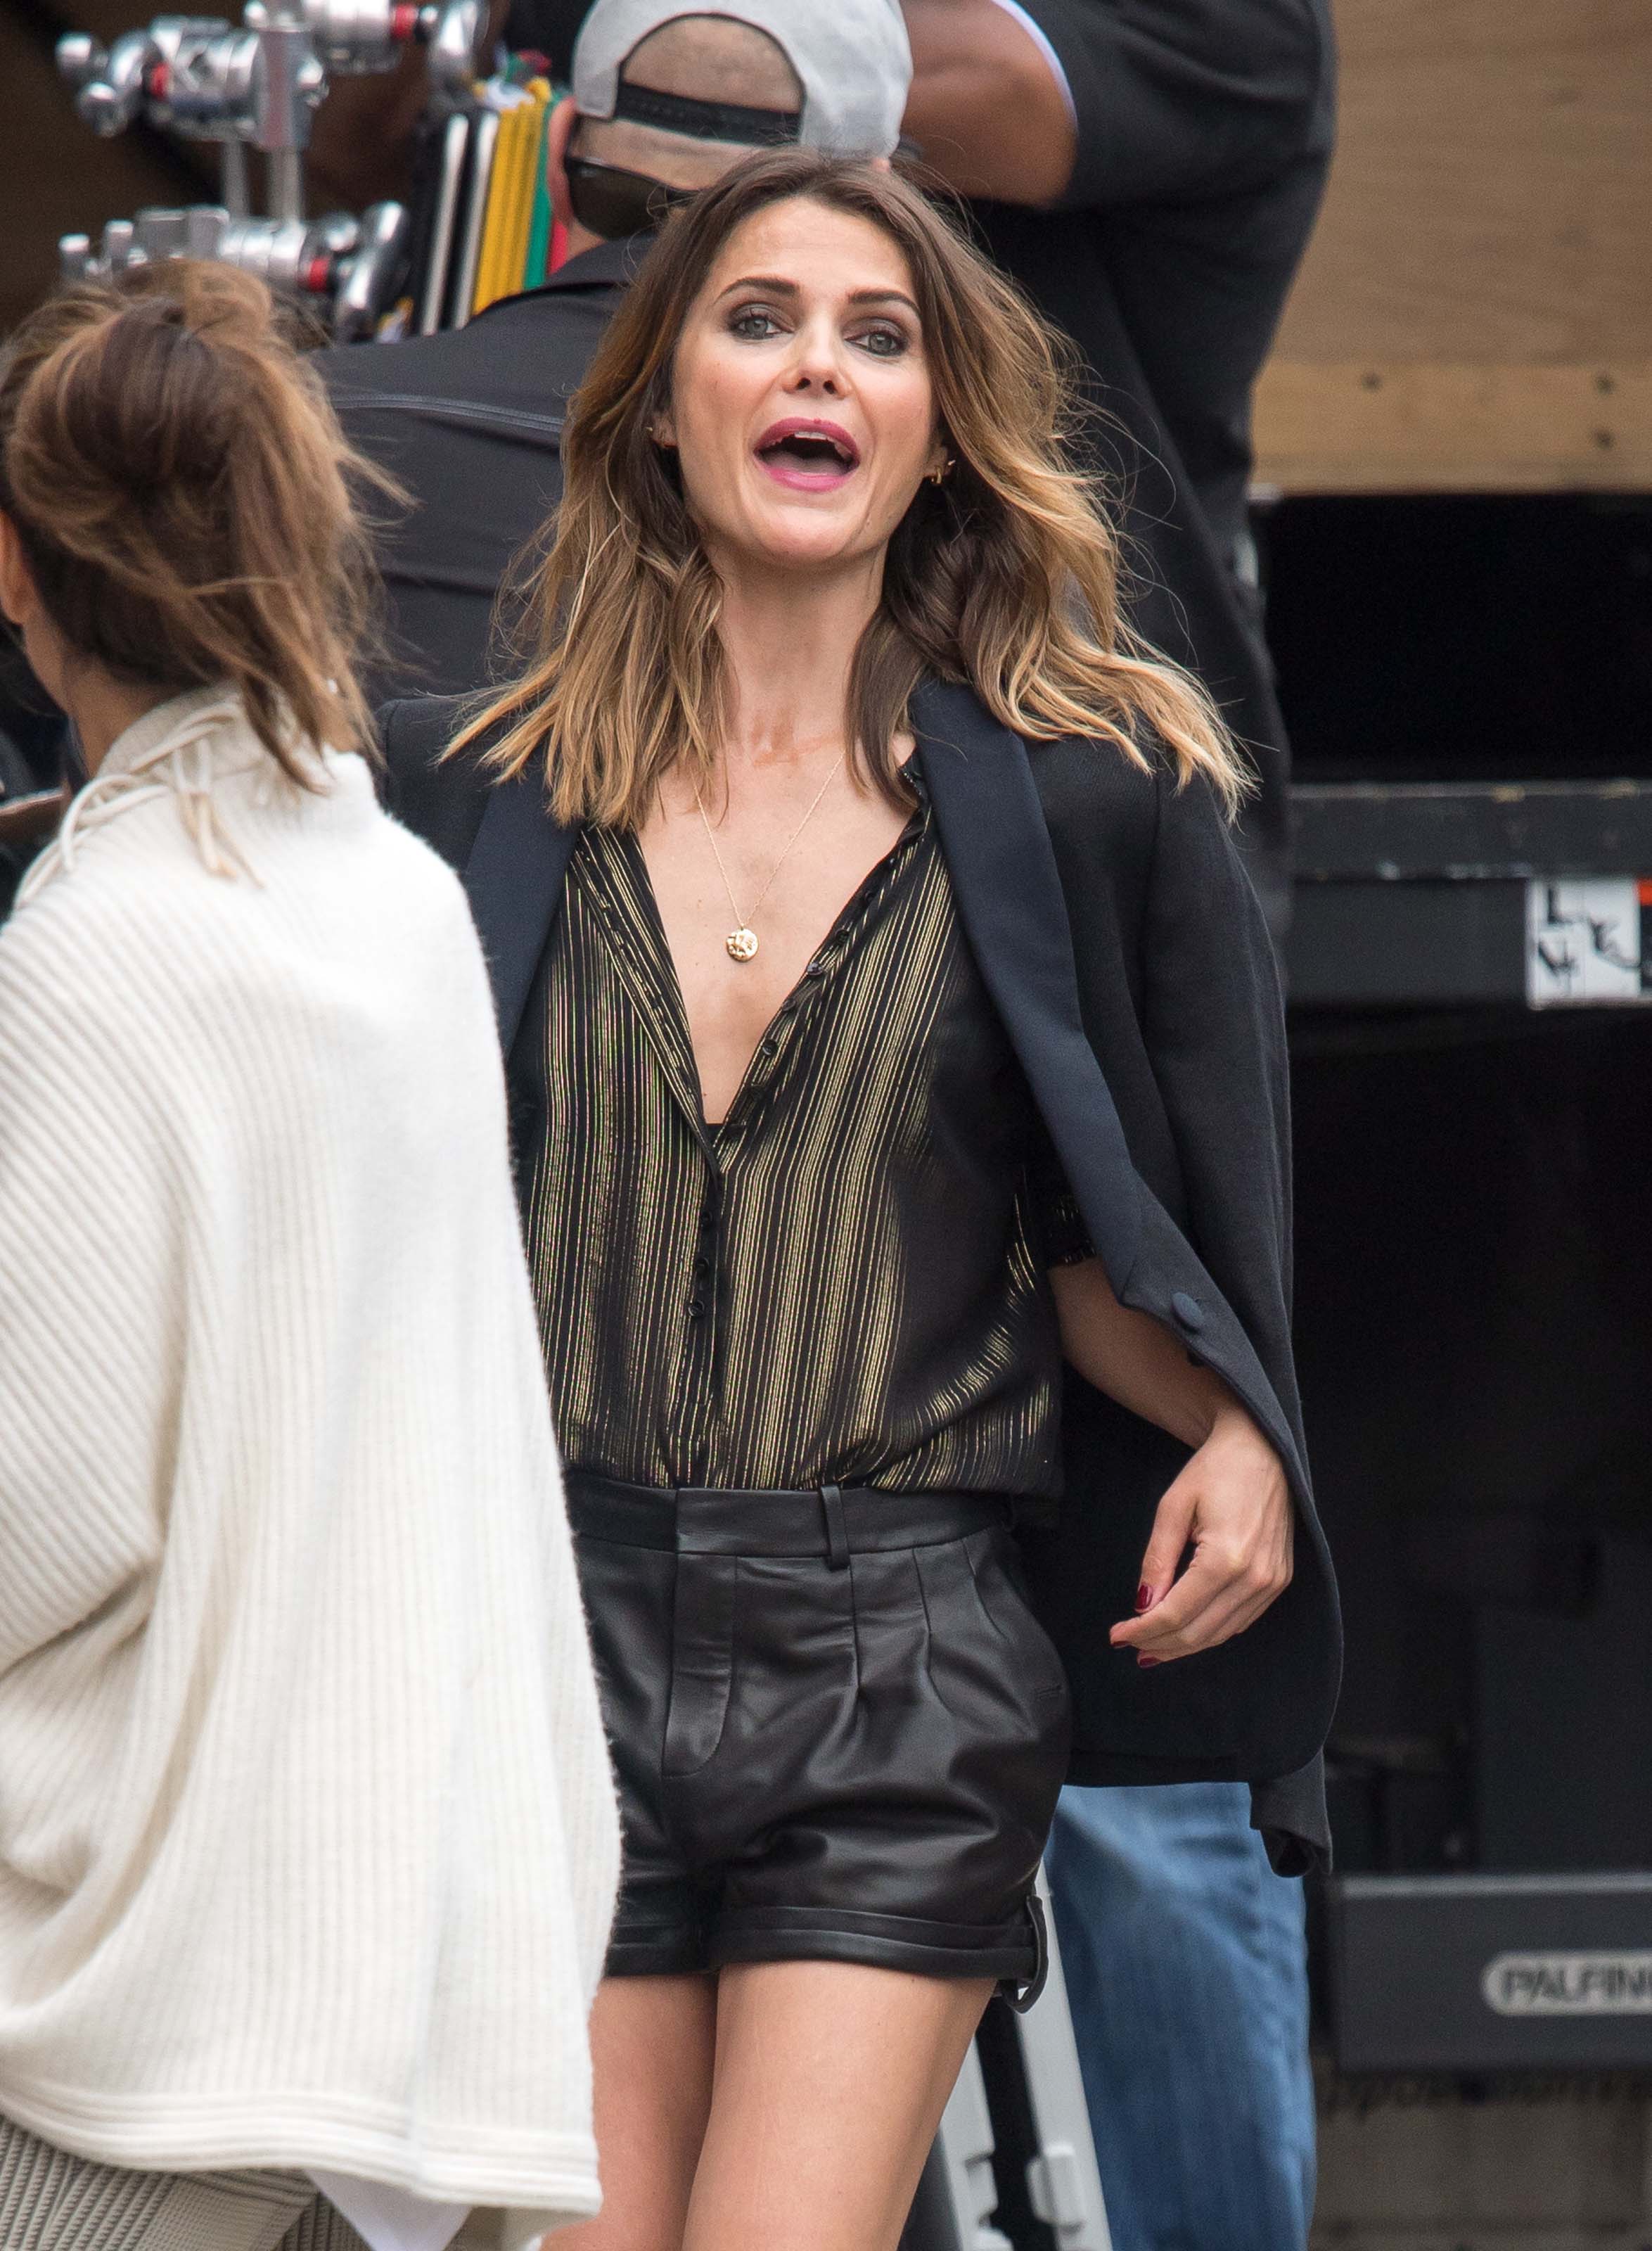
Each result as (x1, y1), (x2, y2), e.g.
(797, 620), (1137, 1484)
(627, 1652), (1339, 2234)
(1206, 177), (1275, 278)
(378, 678), (1341, 1873)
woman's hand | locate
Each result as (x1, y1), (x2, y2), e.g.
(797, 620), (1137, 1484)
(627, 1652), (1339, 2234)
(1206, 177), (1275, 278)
(1106, 1403), (1293, 1667)
(1048, 1259), (1294, 1667)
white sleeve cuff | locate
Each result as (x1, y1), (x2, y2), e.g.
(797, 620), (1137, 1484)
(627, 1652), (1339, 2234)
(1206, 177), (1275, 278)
(980, 0), (1078, 129)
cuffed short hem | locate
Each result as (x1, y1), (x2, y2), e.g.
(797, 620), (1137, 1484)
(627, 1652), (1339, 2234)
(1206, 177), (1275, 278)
(714, 1903), (1037, 1982)
(603, 1924), (713, 1978)
(606, 1901), (1040, 1989)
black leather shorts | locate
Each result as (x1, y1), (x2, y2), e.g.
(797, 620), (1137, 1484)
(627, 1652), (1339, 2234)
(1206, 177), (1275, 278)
(568, 1474), (1071, 1996)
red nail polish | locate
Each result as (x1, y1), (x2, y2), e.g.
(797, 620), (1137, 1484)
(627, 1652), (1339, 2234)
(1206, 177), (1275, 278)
(1136, 1583), (1153, 1612)
(1138, 1656), (1160, 1669)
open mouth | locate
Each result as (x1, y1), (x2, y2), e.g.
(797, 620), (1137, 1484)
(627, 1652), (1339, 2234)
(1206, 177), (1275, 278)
(755, 418), (862, 488)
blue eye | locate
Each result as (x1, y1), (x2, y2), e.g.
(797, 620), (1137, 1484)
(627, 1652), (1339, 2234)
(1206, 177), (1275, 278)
(856, 326), (909, 358)
(729, 307), (783, 340)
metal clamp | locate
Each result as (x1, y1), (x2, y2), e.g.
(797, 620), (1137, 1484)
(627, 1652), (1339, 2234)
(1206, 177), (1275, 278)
(56, 0), (484, 225)
(56, 196), (408, 342)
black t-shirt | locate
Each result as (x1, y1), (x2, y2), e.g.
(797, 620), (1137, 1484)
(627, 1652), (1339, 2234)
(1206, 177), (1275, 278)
(967, 0), (1336, 925)
(312, 238), (637, 706)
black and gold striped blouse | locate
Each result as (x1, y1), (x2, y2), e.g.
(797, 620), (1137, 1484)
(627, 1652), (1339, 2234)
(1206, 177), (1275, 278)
(513, 783), (1087, 1499)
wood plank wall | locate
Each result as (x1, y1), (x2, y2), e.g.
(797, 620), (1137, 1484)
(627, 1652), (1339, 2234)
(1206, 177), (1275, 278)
(1256, 0), (1652, 492)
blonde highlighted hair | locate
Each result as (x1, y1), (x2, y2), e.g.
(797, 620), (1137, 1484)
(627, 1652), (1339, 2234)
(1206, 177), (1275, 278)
(458, 150), (1249, 824)
(0, 260), (394, 786)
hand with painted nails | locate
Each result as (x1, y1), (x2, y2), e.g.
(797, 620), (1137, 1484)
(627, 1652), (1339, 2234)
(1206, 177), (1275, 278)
(1048, 1256), (1294, 1668)
(1107, 1402), (1293, 1667)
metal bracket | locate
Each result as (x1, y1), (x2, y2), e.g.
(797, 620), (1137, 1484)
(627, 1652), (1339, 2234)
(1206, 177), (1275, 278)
(907, 1868), (1113, 2251)
(55, 0), (485, 225)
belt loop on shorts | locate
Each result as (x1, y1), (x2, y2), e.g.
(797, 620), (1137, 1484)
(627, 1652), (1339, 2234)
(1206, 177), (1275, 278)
(819, 1483), (850, 1570)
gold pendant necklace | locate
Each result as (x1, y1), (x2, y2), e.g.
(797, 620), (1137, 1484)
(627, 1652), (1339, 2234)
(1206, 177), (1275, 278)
(693, 751), (846, 963)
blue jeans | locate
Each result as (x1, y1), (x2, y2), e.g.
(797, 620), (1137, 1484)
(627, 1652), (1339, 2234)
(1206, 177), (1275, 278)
(1045, 1784), (1314, 2251)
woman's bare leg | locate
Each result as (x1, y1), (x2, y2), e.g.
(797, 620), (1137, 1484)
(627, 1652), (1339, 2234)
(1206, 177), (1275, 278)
(682, 1962), (993, 2251)
(558, 1975), (718, 2251)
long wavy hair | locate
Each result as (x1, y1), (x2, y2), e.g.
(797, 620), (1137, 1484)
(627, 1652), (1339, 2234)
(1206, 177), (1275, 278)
(455, 149), (1248, 825)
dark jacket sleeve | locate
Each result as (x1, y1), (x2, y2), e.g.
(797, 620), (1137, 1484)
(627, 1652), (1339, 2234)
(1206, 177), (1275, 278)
(1250, 1757), (1328, 1877)
(1025, 0), (1335, 208)
(1139, 759), (1299, 1426)
(1139, 760), (1332, 1871)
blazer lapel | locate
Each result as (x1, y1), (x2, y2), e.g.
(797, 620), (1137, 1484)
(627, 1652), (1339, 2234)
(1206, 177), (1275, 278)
(914, 679), (1143, 1292)
(460, 684), (1146, 1295)
(462, 767), (580, 1055)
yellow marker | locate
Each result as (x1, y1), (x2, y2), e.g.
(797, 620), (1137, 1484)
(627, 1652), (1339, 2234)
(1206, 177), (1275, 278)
(501, 86), (549, 298)
(474, 102), (527, 313)
(470, 113), (502, 312)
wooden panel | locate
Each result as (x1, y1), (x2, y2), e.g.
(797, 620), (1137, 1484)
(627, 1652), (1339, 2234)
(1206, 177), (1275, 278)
(1262, 0), (1652, 490)
(1276, 0), (1652, 366)
(1255, 361), (1652, 492)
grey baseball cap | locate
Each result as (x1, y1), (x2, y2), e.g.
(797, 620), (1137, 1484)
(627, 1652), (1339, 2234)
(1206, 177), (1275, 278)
(572, 0), (912, 161)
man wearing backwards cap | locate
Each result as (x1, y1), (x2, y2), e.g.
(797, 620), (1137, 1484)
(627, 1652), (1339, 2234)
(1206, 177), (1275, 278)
(316, 0), (909, 704)
(571, 0), (906, 180)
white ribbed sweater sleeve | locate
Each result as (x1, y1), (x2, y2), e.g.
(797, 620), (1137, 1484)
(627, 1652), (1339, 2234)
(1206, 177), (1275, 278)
(0, 920), (177, 1676)
(0, 710), (619, 2233)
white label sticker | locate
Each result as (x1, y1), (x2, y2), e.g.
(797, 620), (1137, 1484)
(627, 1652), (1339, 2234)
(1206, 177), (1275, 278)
(1525, 878), (1651, 1007)
(1483, 1951), (1652, 2015)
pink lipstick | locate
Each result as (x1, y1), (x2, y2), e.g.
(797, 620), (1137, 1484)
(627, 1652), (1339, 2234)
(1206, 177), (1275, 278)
(754, 416), (861, 490)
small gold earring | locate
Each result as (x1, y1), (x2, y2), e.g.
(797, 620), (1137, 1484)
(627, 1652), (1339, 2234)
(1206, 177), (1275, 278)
(928, 457), (956, 486)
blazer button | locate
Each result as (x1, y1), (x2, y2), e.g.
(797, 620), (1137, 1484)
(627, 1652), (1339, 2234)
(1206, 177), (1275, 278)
(1171, 1291), (1205, 1332)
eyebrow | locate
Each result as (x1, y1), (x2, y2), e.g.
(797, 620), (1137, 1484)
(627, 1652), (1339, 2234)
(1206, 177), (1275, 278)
(715, 274), (920, 315)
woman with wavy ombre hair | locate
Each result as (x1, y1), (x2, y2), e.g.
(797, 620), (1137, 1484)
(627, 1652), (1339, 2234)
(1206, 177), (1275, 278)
(455, 157), (1243, 827)
(384, 146), (1338, 2251)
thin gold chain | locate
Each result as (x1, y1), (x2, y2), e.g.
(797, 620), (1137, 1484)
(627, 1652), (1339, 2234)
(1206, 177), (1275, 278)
(693, 751), (846, 934)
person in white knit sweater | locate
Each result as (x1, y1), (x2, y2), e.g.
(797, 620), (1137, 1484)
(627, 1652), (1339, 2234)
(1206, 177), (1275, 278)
(0, 264), (619, 2251)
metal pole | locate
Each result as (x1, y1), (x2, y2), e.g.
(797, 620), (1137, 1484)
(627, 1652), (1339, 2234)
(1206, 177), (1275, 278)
(267, 146), (304, 221)
(222, 139), (250, 217)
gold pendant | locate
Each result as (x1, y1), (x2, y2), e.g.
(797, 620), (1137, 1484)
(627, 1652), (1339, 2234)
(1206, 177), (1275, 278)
(726, 927), (759, 962)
